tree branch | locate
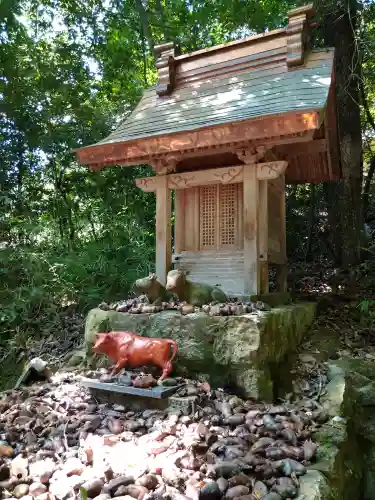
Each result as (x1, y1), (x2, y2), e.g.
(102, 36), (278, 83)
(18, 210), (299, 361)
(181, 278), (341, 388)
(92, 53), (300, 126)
(363, 155), (375, 220)
(360, 76), (375, 133)
(135, 0), (154, 51)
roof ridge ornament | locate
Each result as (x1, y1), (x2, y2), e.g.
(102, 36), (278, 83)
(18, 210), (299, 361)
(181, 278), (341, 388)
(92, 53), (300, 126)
(286, 4), (315, 69)
(154, 42), (176, 97)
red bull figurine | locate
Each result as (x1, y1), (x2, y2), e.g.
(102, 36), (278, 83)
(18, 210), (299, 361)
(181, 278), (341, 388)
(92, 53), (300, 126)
(92, 331), (178, 381)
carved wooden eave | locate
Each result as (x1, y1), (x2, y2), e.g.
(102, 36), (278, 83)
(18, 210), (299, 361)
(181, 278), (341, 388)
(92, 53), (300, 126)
(286, 4), (315, 68)
(135, 162), (288, 192)
(154, 42), (176, 97)
(77, 111), (321, 169)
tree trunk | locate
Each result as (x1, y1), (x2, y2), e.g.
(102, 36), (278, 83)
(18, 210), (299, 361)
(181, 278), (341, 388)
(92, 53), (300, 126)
(305, 184), (316, 261)
(317, 0), (363, 266)
(363, 155), (375, 221)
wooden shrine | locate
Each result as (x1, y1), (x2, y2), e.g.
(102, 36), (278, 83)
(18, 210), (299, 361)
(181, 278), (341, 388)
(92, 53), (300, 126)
(75, 4), (340, 298)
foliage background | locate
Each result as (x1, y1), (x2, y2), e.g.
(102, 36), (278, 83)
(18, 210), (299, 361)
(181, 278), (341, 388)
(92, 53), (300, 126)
(1, 0), (374, 342)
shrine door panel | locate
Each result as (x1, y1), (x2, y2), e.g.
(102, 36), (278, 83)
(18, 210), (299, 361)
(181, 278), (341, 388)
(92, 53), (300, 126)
(198, 183), (243, 251)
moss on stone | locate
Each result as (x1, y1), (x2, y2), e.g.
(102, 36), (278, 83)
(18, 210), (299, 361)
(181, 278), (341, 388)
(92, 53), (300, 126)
(250, 292), (292, 307)
(296, 470), (330, 500)
(311, 360), (375, 500)
(312, 419), (364, 500)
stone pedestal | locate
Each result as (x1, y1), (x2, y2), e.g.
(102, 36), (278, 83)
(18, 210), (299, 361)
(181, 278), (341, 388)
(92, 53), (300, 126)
(84, 304), (316, 401)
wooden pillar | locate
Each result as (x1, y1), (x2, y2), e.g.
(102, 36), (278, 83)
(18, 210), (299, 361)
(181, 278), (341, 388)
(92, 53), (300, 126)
(243, 165), (260, 295)
(155, 176), (171, 283)
(276, 174), (287, 292)
(174, 189), (185, 253)
(259, 180), (269, 294)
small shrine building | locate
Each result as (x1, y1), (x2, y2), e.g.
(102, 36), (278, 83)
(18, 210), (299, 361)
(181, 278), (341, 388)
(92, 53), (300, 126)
(75, 4), (340, 298)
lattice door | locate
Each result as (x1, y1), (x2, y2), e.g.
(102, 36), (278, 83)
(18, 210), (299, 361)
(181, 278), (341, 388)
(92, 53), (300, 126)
(220, 183), (238, 248)
(199, 185), (217, 249)
(198, 183), (242, 250)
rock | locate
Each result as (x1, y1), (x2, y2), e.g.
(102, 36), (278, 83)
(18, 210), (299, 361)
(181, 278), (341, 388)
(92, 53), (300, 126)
(272, 477), (297, 498)
(113, 487), (129, 497)
(104, 476), (135, 495)
(253, 481), (268, 498)
(224, 486), (249, 499)
(133, 374), (156, 389)
(295, 471), (329, 499)
(49, 477), (72, 500)
(199, 482), (222, 500)
(254, 301), (271, 312)
(62, 457), (84, 476)
(185, 478), (200, 500)
(227, 415), (245, 427)
(0, 444), (14, 457)
(82, 415), (102, 432)
(186, 385), (199, 396)
(136, 475), (158, 490)
(181, 305), (195, 315)
(93, 495), (111, 500)
(0, 464), (10, 481)
(228, 475), (250, 487)
(262, 494), (282, 500)
(159, 378), (178, 387)
(303, 440), (317, 461)
(210, 462), (242, 479)
(35, 494), (51, 500)
(84, 303), (316, 400)
(29, 459), (55, 484)
(123, 484), (149, 499)
(81, 478), (104, 498)
(216, 478), (228, 494)
(162, 467), (183, 488)
(29, 483), (47, 497)
(13, 485), (29, 499)
(14, 358), (51, 389)
(11, 456), (29, 481)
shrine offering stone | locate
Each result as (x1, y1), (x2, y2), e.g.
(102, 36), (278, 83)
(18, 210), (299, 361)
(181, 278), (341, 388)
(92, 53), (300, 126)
(84, 304), (316, 400)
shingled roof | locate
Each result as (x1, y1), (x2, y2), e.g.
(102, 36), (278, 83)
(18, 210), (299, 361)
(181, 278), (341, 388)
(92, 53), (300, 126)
(75, 4), (340, 182)
(97, 51), (333, 145)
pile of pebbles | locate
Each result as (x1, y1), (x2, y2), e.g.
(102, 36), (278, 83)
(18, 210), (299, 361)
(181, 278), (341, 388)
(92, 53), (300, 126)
(85, 367), (184, 389)
(0, 370), (328, 500)
(98, 297), (271, 316)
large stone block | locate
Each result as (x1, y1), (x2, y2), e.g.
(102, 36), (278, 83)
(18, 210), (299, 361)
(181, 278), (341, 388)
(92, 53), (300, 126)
(84, 303), (316, 400)
(314, 359), (375, 500)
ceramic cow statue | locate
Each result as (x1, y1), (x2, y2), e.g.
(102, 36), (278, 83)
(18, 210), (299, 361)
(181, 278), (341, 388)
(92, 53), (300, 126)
(134, 273), (171, 305)
(166, 269), (228, 306)
(92, 331), (178, 380)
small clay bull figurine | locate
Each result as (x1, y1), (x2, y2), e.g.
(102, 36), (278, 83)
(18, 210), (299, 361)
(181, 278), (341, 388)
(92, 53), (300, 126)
(134, 273), (171, 305)
(92, 331), (178, 380)
(166, 269), (228, 306)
